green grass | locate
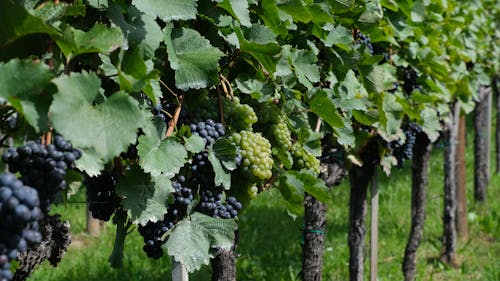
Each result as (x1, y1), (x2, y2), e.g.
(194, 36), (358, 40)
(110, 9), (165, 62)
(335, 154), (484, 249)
(28, 128), (500, 281)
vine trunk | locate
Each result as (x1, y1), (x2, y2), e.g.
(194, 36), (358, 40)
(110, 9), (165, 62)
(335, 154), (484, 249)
(402, 132), (432, 281)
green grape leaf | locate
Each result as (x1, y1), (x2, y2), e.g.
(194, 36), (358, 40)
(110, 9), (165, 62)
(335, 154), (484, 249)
(86, 0), (108, 9)
(184, 134), (205, 154)
(116, 46), (160, 93)
(0, 59), (53, 131)
(0, 0), (59, 46)
(137, 121), (188, 177)
(323, 24), (352, 51)
(420, 107), (441, 142)
(277, 0), (312, 23)
(50, 71), (147, 170)
(235, 77), (275, 102)
(107, 4), (163, 58)
(334, 117), (355, 147)
(330, 0), (355, 13)
(116, 165), (173, 225)
(208, 147), (231, 189)
(214, 138), (238, 171)
(165, 213), (237, 273)
(291, 49), (320, 90)
(132, 0), (197, 22)
(278, 172), (305, 215)
(218, 0), (252, 27)
(75, 147), (105, 177)
(164, 26), (224, 90)
(234, 27), (281, 73)
(55, 23), (123, 60)
(310, 90), (344, 129)
(295, 170), (330, 202)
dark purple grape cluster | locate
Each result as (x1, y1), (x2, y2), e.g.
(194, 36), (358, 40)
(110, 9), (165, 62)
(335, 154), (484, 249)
(189, 119), (225, 146)
(196, 189), (242, 219)
(147, 100), (188, 126)
(2, 136), (81, 212)
(390, 122), (423, 167)
(402, 66), (422, 94)
(355, 30), (374, 55)
(85, 171), (120, 222)
(138, 176), (192, 259)
(0, 173), (43, 281)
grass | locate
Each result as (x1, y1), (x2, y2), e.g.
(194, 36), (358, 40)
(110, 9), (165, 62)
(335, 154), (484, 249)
(28, 124), (499, 281)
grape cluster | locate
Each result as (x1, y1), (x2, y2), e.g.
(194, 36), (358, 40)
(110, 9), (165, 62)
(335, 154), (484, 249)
(85, 171), (120, 222)
(189, 119), (225, 147)
(2, 136), (81, 212)
(355, 30), (374, 55)
(138, 176), (192, 259)
(271, 117), (292, 150)
(401, 67), (421, 94)
(291, 143), (320, 174)
(390, 122), (423, 167)
(0, 173), (43, 281)
(149, 101), (189, 126)
(196, 188), (242, 219)
(229, 131), (273, 180)
(223, 97), (258, 131)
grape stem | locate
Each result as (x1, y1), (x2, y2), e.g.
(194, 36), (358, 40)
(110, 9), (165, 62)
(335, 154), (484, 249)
(219, 75), (234, 98)
(159, 79), (178, 98)
(217, 87), (225, 126)
(166, 95), (184, 137)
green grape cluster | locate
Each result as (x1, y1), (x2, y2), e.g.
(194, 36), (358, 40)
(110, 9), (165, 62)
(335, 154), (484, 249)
(223, 97), (258, 131)
(229, 130), (273, 180)
(291, 143), (320, 174)
(271, 117), (292, 150)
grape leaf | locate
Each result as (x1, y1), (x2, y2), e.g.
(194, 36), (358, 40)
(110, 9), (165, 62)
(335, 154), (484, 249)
(50, 71), (147, 169)
(55, 23), (123, 60)
(208, 147), (231, 189)
(218, 0), (251, 27)
(184, 134), (205, 154)
(310, 90), (344, 129)
(164, 26), (224, 90)
(213, 138), (238, 171)
(107, 4), (163, 58)
(116, 165), (173, 225)
(0, 59), (54, 131)
(165, 213), (237, 273)
(0, 0), (59, 46)
(234, 27), (281, 73)
(74, 147), (105, 177)
(132, 0), (197, 22)
(86, 0), (108, 9)
(137, 121), (188, 177)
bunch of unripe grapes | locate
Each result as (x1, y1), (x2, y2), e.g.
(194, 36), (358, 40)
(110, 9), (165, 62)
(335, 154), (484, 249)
(291, 143), (320, 174)
(0, 173), (43, 281)
(271, 117), (292, 150)
(85, 171), (120, 222)
(229, 131), (273, 180)
(223, 97), (258, 131)
(2, 136), (81, 212)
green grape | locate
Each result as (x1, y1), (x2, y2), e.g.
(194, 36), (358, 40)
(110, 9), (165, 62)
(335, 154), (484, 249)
(271, 117), (292, 150)
(223, 97), (257, 131)
(228, 130), (273, 180)
(291, 143), (320, 174)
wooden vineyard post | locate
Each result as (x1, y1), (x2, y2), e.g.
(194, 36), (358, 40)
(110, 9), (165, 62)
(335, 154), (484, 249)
(370, 169), (379, 281)
(172, 259), (189, 281)
(456, 115), (468, 239)
(474, 86), (491, 202)
(86, 205), (100, 236)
